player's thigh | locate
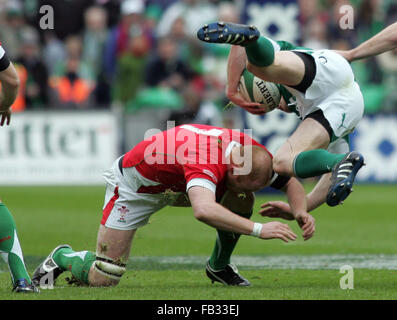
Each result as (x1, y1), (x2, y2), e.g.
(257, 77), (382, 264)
(274, 118), (330, 175)
(219, 190), (255, 214)
(247, 51), (306, 87)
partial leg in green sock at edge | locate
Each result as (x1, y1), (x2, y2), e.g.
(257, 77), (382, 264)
(0, 203), (32, 287)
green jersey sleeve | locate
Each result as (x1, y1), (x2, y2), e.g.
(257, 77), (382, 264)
(275, 40), (314, 54)
(276, 40), (298, 51)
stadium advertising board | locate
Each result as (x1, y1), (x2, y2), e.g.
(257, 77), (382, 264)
(0, 111), (118, 185)
(243, 110), (397, 183)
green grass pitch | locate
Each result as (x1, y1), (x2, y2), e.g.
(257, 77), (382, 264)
(1, 184), (397, 300)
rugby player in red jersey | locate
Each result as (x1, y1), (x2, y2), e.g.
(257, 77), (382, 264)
(33, 124), (315, 287)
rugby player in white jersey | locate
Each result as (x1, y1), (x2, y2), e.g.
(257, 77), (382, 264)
(260, 21), (397, 218)
(197, 22), (366, 214)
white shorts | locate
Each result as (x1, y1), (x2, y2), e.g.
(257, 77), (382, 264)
(327, 135), (350, 154)
(288, 50), (364, 141)
(101, 157), (176, 231)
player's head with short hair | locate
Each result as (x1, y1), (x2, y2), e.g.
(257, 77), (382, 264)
(226, 145), (273, 193)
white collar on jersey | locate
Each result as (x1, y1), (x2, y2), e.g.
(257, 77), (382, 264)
(225, 141), (242, 158)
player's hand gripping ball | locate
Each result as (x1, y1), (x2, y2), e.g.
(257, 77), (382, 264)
(238, 69), (281, 113)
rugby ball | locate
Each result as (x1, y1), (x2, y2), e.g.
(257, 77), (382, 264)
(238, 69), (281, 113)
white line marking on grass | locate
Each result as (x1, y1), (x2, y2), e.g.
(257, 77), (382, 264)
(2, 254), (397, 274)
(129, 254), (397, 270)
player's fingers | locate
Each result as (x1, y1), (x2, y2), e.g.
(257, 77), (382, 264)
(303, 226), (315, 240)
(258, 205), (274, 213)
(302, 225), (314, 237)
(287, 229), (298, 240)
(279, 222), (294, 231)
(299, 215), (313, 230)
(275, 233), (289, 243)
(258, 209), (268, 216)
(229, 96), (261, 108)
(259, 209), (276, 217)
(303, 234), (312, 241)
(303, 217), (315, 231)
(301, 220), (310, 231)
(241, 101), (261, 107)
(261, 202), (273, 208)
(279, 230), (296, 241)
(279, 225), (297, 240)
(303, 231), (314, 241)
(302, 231), (314, 240)
(303, 226), (316, 236)
(240, 104), (267, 113)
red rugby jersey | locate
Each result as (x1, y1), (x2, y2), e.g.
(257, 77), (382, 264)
(122, 124), (271, 197)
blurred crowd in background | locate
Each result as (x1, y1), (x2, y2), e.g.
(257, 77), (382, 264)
(0, 0), (397, 128)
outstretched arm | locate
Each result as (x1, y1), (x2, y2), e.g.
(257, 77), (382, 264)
(260, 173), (331, 218)
(280, 177), (315, 240)
(337, 22), (397, 62)
(0, 48), (19, 126)
(0, 62), (19, 110)
(226, 45), (264, 114)
(188, 186), (297, 242)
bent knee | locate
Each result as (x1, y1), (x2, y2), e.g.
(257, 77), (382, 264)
(88, 256), (127, 287)
(273, 154), (294, 177)
(246, 61), (277, 81)
(89, 268), (120, 287)
(246, 62), (269, 78)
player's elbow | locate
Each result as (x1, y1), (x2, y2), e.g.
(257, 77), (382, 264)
(10, 76), (20, 89)
(273, 154), (294, 177)
(193, 205), (212, 223)
(5, 74), (20, 90)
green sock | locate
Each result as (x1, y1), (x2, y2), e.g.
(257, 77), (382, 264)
(245, 37), (275, 67)
(0, 203), (31, 285)
(209, 211), (253, 270)
(53, 248), (96, 284)
(294, 149), (346, 178)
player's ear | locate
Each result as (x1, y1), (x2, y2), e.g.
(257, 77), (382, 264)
(230, 161), (244, 168)
(230, 164), (246, 177)
(229, 162), (244, 178)
(230, 151), (245, 169)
